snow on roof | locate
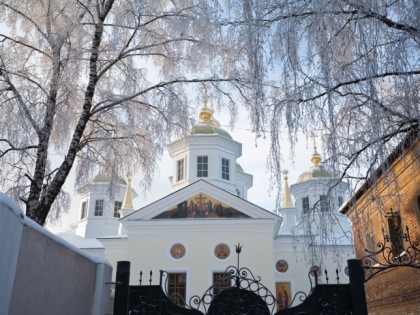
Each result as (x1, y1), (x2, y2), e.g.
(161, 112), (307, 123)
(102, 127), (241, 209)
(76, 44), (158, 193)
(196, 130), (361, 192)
(57, 232), (105, 249)
(97, 234), (128, 239)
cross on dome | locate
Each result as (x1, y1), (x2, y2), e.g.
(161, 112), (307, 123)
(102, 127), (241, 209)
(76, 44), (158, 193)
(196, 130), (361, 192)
(199, 105), (214, 122)
(309, 132), (322, 166)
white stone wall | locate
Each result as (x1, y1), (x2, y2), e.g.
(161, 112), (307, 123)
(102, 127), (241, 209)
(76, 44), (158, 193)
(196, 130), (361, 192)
(122, 219), (277, 304)
(0, 193), (112, 315)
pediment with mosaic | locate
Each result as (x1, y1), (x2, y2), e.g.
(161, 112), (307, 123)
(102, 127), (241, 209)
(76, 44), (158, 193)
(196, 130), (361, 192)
(153, 193), (250, 219)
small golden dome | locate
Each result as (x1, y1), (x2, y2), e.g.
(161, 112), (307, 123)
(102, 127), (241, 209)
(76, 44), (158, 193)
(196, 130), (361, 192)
(311, 152), (322, 166)
(296, 132), (331, 182)
(310, 131), (322, 166)
(192, 105), (232, 139)
(199, 105), (213, 122)
(92, 174), (127, 185)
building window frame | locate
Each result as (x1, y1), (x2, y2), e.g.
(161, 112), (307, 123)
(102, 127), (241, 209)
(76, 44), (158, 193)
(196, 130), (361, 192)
(319, 195), (329, 212)
(386, 211), (403, 257)
(366, 232), (377, 260)
(177, 159), (185, 182)
(167, 272), (187, 306)
(221, 158), (230, 180)
(338, 196), (344, 208)
(114, 201), (122, 218)
(197, 156), (208, 178)
(94, 199), (104, 216)
(302, 196), (309, 213)
(80, 201), (87, 219)
(212, 272), (232, 295)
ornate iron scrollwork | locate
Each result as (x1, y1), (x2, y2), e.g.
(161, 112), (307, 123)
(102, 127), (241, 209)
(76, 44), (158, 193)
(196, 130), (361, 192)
(184, 244), (277, 314)
(129, 244), (356, 314)
(362, 210), (420, 282)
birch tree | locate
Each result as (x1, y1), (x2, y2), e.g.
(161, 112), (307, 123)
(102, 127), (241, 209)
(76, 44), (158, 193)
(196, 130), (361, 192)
(222, 0), (419, 263)
(230, 0), (419, 194)
(0, 0), (249, 225)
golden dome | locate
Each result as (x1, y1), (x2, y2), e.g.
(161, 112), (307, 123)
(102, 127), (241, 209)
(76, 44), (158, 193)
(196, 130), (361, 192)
(296, 132), (331, 182)
(92, 174), (127, 185)
(191, 106), (232, 139)
(296, 168), (331, 183)
(199, 105), (213, 122)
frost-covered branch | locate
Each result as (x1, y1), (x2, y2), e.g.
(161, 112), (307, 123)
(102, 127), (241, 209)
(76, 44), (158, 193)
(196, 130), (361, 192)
(0, 139), (37, 157)
(0, 0), (256, 225)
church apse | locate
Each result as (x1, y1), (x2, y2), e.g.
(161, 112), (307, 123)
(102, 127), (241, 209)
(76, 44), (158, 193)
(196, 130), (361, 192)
(153, 193), (250, 219)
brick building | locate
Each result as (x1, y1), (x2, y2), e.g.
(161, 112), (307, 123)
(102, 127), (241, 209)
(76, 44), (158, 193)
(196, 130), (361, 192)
(341, 133), (420, 314)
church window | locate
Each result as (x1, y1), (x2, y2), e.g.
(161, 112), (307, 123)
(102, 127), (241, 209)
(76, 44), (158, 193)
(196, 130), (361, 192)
(386, 210), (403, 257)
(197, 156), (208, 177)
(177, 159), (185, 181)
(114, 201), (122, 218)
(221, 158), (230, 180)
(80, 201), (87, 219)
(338, 196), (344, 207)
(167, 273), (187, 306)
(94, 200), (104, 216)
(319, 195), (329, 212)
(302, 196), (309, 213)
(212, 272), (231, 295)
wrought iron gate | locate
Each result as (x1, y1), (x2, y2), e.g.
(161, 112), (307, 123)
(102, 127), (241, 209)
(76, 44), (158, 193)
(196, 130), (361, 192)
(112, 246), (368, 315)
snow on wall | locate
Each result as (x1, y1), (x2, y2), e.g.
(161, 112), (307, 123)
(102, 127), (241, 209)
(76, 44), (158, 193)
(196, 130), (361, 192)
(0, 192), (112, 315)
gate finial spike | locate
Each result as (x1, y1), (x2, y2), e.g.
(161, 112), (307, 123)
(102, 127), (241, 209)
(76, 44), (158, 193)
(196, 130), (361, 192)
(235, 243), (242, 269)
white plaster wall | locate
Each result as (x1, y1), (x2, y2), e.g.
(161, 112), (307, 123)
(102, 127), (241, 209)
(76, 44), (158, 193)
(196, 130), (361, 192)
(98, 237), (129, 281)
(124, 219), (276, 305)
(0, 193), (23, 315)
(168, 135), (246, 195)
(273, 237), (355, 306)
(76, 182), (126, 238)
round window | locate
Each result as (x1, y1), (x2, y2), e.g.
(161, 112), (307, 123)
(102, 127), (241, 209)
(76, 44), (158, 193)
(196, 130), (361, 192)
(170, 243), (186, 259)
(214, 243), (230, 259)
(275, 260), (289, 273)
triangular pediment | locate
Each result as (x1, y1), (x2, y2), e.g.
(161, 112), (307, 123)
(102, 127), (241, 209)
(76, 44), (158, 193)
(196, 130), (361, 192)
(122, 180), (280, 222)
(152, 193), (250, 219)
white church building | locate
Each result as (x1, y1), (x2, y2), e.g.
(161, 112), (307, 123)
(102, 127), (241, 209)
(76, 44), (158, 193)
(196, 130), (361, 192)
(63, 106), (354, 310)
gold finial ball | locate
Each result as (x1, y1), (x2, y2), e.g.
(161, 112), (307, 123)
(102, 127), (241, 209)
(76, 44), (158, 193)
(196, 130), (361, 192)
(199, 105), (213, 122)
(311, 153), (322, 166)
(282, 169), (289, 180)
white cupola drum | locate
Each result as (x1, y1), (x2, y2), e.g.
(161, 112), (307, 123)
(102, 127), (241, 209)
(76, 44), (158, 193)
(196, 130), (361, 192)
(167, 105), (253, 199)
